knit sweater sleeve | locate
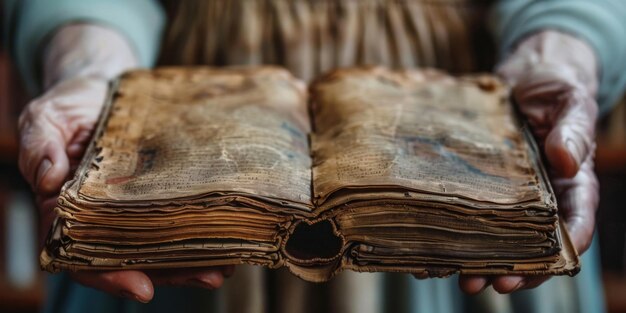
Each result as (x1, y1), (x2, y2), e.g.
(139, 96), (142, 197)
(4, 0), (165, 94)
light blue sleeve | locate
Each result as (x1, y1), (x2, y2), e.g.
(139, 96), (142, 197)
(4, 0), (165, 95)
(492, 0), (626, 115)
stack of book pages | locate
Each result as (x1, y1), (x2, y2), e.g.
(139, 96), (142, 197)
(41, 66), (579, 282)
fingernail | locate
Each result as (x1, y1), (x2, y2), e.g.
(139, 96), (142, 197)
(120, 290), (149, 303)
(207, 271), (224, 285)
(566, 139), (582, 168)
(479, 280), (490, 293)
(67, 143), (83, 155)
(513, 279), (526, 292)
(36, 159), (52, 190)
(186, 278), (215, 289)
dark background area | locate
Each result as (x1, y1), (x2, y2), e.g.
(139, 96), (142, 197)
(0, 18), (44, 313)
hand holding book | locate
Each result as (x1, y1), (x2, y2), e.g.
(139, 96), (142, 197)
(17, 24), (231, 303)
(459, 30), (600, 294)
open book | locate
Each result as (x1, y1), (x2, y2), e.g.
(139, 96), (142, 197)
(41, 67), (579, 282)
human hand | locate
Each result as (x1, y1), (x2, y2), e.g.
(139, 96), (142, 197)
(459, 30), (600, 294)
(19, 24), (233, 303)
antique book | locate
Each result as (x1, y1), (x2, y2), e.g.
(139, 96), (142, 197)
(41, 66), (579, 282)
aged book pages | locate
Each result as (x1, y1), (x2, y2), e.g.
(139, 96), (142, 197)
(41, 66), (579, 282)
(77, 67), (312, 209)
(311, 69), (554, 209)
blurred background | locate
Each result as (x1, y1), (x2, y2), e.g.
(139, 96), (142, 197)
(0, 12), (44, 313)
(1, 4), (626, 313)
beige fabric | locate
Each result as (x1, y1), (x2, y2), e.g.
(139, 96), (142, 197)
(219, 266), (385, 313)
(160, 0), (495, 81)
(219, 265), (266, 313)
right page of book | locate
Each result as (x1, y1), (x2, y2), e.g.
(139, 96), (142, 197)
(310, 67), (555, 210)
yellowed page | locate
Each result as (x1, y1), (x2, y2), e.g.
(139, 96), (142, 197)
(311, 68), (554, 208)
(77, 67), (313, 207)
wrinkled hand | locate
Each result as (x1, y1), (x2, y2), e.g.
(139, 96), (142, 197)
(19, 24), (234, 303)
(459, 31), (600, 294)
(19, 78), (106, 243)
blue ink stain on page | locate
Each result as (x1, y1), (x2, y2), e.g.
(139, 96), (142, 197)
(281, 121), (304, 138)
(403, 135), (494, 177)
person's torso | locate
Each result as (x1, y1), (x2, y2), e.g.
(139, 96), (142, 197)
(159, 0), (495, 81)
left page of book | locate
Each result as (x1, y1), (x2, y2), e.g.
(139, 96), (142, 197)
(73, 67), (313, 208)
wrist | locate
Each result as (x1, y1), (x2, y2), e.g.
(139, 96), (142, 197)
(43, 23), (139, 89)
(499, 30), (599, 96)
